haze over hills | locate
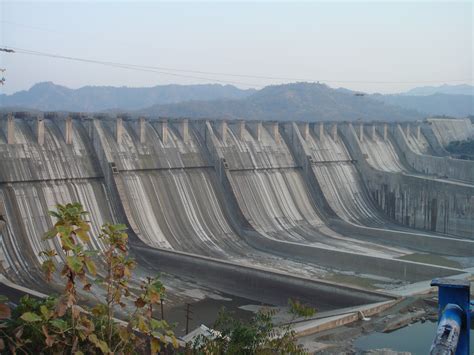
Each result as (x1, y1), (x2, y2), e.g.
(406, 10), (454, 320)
(1, 81), (473, 120)
(401, 84), (474, 96)
(371, 93), (474, 118)
(139, 82), (423, 121)
(0, 82), (256, 112)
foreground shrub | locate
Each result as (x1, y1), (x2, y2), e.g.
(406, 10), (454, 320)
(191, 299), (315, 354)
(0, 202), (177, 354)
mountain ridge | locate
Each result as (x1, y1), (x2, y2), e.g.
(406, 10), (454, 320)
(0, 82), (256, 112)
(401, 84), (473, 96)
(137, 82), (423, 122)
(1, 81), (473, 120)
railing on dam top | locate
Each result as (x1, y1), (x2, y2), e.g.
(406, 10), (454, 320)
(430, 278), (471, 355)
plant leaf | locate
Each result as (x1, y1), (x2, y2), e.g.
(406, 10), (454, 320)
(76, 228), (90, 243)
(88, 334), (110, 354)
(50, 319), (68, 332)
(84, 258), (97, 276)
(151, 337), (161, 353)
(40, 305), (51, 319)
(66, 255), (83, 273)
(20, 312), (42, 322)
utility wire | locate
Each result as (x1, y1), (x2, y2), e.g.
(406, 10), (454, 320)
(0, 45), (472, 86)
(0, 20), (472, 85)
(1, 46), (261, 87)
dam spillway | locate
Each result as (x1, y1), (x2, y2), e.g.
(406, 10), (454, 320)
(0, 113), (473, 312)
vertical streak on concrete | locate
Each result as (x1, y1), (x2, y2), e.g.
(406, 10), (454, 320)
(237, 120), (245, 140)
(37, 115), (45, 145)
(301, 122), (309, 140)
(160, 120), (168, 145)
(116, 117), (123, 144)
(384, 124), (388, 140)
(359, 123), (364, 142)
(332, 123), (337, 141)
(84, 117), (93, 139)
(180, 119), (189, 143)
(65, 117), (73, 145)
(416, 125), (421, 140)
(270, 122), (280, 144)
(318, 122), (324, 140)
(139, 117), (146, 144)
(372, 124), (376, 140)
(256, 121), (262, 141)
(7, 113), (15, 144)
(218, 120), (227, 141)
(405, 123), (410, 137)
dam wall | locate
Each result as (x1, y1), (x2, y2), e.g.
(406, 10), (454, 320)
(0, 114), (101, 182)
(0, 114), (398, 308)
(419, 122), (449, 156)
(427, 118), (474, 147)
(281, 122), (474, 256)
(340, 123), (474, 239)
(1, 113), (472, 308)
(0, 114), (114, 289)
(205, 120), (469, 279)
(391, 124), (474, 183)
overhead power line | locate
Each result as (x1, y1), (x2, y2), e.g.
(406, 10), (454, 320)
(1, 46), (261, 87)
(0, 45), (472, 87)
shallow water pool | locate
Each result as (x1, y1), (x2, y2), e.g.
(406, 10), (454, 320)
(354, 321), (473, 354)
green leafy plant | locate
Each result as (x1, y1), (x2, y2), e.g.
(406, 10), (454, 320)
(0, 202), (178, 354)
(191, 299), (315, 355)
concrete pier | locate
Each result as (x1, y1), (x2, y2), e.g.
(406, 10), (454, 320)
(218, 120), (228, 141)
(301, 122), (309, 140)
(249, 121), (262, 141)
(237, 120), (245, 140)
(317, 122), (324, 140)
(332, 123), (338, 141)
(159, 119), (168, 144)
(266, 121), (280, 144)
(65, 117), (73, 144)
(359, 123), (364, 142)
(416, 125), (421, 140)
(7, 114), (15, 144)
(116, 117), (123, 144)
(405, 123), (410, 137)
(139, 117), (146, 144)
(371, 124), (376, 140)
(179, 119), (189, 143)
(37, 115), (45, 145)
(383, 123), (388, 140)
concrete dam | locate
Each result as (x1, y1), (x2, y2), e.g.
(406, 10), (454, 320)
(0, 113), (473, 315)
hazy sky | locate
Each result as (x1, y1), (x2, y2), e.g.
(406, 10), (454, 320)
(0, 1), (472, 94)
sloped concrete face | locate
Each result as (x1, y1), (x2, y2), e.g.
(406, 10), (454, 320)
(338, 122), (474, 239)
(0, 115), (113, 290)
(428, 118), (474, 147)
(0, 113), (472, 312)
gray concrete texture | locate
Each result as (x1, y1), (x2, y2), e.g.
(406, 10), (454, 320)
(0, 113), (473, 309)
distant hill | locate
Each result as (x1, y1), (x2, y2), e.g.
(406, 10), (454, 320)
(0, 82), (256, 112)
(139, 82), (423, 121)
(371, 93), (474, 118)
(401, 84), (474, 96)
(3, 81), (471, 120)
